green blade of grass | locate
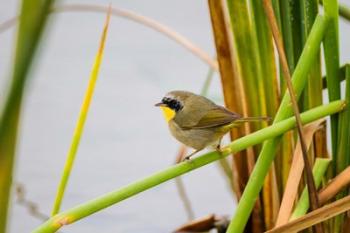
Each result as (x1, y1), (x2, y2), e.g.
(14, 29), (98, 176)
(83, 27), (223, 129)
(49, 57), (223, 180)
(290, 158), (331, 220)
(226, 14), (329, 233)
(0, 0), (54, 232)
(301, 1), (326, 166)
(278, 0), (303, 84)
(226, 1), (271, 229)
(300, 0), (322, 111)
(250, 0), (280, 229)
(251, 0), (279, 118)
(323, 0), (340, 162)
(226, 0), (267, 127)
(333, 65), (350, 233)
(336, 65), (350, 174)
(32, 100), (345, 233)
(51, 7), (111, 216)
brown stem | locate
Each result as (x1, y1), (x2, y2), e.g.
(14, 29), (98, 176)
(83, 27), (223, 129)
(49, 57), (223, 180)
(0, 4), (218, 71)
(266, 195), (350, 233)
(262, 0), (323, 232)
(319, 166), (350, 205)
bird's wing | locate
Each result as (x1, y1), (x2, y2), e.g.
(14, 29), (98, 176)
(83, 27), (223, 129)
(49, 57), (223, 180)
(184, 106), (241, 129)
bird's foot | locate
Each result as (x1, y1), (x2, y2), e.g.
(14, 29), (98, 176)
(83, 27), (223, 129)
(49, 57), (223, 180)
(182, 155), (192, 161)
(182, 149), (200, 162)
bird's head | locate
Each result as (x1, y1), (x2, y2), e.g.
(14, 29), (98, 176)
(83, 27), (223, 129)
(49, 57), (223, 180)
(155, 91), (193, 122)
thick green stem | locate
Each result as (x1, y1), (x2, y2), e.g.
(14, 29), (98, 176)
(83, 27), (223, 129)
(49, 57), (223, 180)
(226, 14), (329, 233)
(290, 158), (331, 220)
(32, 100), (344, 233)
(336, 65), (350, 173)
(0, 0), (54, 232)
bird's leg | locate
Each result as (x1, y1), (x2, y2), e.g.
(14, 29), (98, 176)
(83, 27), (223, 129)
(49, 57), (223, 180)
(215, 138), (223, 153)
(183, 149), (201, 161)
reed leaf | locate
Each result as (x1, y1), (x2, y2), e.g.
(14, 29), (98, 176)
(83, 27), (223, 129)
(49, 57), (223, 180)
(333, 64), (350, 233)
(0, 0), (54, 232)
(335, 66), (350, 177)
(226, 0), (272, 229)
(323, 0), (340, 162)
(267, 195), (350, 233)
(250, 1), (280, 228)
(51, 7), (111, 215)
(276, 119), (325, 226)
(208, 0), (248, 199)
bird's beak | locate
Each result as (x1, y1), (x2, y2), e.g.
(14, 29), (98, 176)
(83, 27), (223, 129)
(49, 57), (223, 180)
(155, 102), (166, 107)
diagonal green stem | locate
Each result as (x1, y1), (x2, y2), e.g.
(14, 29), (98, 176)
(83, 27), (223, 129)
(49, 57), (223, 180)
(32, 100), (345, 233)
(226, 14), (329, 233)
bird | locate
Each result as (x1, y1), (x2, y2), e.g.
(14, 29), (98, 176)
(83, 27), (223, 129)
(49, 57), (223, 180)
(155, 90), (270, 160)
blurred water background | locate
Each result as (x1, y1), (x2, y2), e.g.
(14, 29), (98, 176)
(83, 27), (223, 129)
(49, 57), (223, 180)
(0, 0), (349, 232)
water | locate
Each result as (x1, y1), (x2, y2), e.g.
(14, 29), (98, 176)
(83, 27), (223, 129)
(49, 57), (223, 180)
(1, 1), (350, 233)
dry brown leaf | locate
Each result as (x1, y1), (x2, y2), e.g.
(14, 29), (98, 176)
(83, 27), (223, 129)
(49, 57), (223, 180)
(275, 119), (325, 226)
(319, 166), (350, 204)
(266, 195), (350, 233)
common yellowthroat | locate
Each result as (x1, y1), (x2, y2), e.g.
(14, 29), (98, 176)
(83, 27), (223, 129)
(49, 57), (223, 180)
(155, 90), (270, 160)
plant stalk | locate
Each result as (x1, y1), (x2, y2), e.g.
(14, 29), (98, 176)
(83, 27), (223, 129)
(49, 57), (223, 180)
(262, 1), (323, 232)
(226, 14), (329, 233)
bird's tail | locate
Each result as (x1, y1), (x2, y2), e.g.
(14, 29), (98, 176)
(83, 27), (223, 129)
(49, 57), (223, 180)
(234, 116), (271, 123)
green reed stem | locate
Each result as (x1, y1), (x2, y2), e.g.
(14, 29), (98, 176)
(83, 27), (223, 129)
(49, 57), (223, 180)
(226, 14), (329, 233)
(300, 0), (322, 110)
(339, 3), (350, 20)
(336, 65), (350, 175)
(32, 100), (344, 233)
(333, 65), (350, 233)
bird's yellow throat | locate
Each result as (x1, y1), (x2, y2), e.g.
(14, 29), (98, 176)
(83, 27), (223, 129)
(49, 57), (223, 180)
(160, 106), (176, 122)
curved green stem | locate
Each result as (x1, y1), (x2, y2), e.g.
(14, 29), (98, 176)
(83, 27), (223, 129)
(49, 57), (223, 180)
(32, 100), (345, 233)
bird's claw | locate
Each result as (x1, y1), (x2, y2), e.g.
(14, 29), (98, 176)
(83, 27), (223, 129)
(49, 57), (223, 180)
(182, 155), (192, 162)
